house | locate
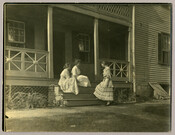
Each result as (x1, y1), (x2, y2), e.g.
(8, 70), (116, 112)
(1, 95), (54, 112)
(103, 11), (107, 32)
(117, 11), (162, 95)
(4, 4), (171, 107)
(135, 4), (171, 98)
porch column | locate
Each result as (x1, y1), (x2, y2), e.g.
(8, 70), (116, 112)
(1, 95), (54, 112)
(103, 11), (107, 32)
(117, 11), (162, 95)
(132, 5), (136, 93)
(94, 18), (99, 80)
(47, 6), (54, 78)
(128, 27), (131, 82)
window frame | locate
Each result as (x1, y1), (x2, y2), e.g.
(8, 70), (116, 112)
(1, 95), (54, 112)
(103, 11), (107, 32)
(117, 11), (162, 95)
(158, 32), (170, 66)
(7, 19), (25, 44)
(76, 33), (91, 63)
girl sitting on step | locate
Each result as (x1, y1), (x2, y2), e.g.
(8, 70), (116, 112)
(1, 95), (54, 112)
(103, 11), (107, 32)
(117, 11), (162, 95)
(94, 61), (114, 106)
(71, 59), (91, 87)
(58, 63), (79, 95)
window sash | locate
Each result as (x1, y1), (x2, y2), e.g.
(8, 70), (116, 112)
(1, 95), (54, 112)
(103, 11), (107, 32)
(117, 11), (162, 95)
(7, 20), (25, 44)
(76, 33), (91, 63)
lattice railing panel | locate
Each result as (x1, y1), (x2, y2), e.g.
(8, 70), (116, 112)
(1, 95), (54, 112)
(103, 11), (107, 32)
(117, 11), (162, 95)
(5, 50), (22, 71)
(24, 52), (47, 72)
(100, 59), (129, 81)
(5, 46), (48, 77)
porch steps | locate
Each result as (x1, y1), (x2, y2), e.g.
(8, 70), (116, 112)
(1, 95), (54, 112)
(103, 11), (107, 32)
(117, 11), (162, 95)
(77, 87), (94, 94)
(61, 82), (133, 107)
(62, 86), (103, 107)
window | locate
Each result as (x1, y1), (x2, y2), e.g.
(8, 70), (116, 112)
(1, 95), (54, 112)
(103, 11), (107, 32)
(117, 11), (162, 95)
(158, 32), (170, 65)
(76, 33), (90, 63)
(7, 20), (25, 44)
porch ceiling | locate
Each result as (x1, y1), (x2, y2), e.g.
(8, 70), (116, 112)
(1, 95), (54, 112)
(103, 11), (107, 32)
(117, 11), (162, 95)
(53, 7), (94, 32)
(53, 7), (128, 35)
(99, 19), (128, 36)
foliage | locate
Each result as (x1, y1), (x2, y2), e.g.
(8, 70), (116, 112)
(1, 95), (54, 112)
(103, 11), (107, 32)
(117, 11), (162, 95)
(8, 91), (47, 109)
(114, 88), (136, 103)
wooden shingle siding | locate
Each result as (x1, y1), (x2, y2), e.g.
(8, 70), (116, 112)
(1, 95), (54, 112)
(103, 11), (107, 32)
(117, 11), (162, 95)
(135, 5), (171, 84)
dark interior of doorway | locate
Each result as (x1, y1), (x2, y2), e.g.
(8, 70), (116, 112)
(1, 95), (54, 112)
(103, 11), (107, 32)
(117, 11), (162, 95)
(99, 19), (128, 61)
(53, 31), (65, 79)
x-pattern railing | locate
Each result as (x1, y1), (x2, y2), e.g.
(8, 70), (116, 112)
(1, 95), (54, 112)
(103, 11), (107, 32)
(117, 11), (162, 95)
(108, 61), (128, 78)
(100, 59), (129, 81)
(24, 52), (47, 72)
(5, 46), (48, 77)
(5, 50), (22, 71)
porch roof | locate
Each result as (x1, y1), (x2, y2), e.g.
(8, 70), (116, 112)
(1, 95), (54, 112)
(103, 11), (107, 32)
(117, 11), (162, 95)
(51, 4), (132, 26)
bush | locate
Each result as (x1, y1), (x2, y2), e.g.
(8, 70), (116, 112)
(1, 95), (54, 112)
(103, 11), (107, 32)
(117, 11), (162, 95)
(8, 91), (47, 109)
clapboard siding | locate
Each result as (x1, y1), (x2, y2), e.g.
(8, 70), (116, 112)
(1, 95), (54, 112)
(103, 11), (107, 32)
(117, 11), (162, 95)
(135, 6), (149, 83)
(135, 5), (170, 84)
(148, 24), (170, 83)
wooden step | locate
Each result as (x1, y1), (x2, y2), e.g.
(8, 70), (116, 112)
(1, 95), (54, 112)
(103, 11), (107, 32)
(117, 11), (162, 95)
(78, 87), (95, 94)
(63, 100), (106, 107)
(63, 93), (96, 100)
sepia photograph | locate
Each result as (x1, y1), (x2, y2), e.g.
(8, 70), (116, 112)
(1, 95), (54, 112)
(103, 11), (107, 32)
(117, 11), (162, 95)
(2, 2), (173, 133)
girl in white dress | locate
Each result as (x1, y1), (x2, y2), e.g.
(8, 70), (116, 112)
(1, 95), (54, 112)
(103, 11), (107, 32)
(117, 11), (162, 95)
(58, 63), (79, 95)
(94, 61), (114, 105)
(71, 59), (91, 87)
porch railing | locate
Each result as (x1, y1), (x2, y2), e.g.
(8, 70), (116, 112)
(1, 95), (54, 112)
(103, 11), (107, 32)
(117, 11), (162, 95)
(100, 59), (129, 81)
(5, 46), (48, 78)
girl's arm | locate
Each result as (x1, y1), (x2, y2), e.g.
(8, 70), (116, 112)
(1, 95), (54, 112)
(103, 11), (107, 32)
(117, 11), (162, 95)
(72, 67), (78, 78)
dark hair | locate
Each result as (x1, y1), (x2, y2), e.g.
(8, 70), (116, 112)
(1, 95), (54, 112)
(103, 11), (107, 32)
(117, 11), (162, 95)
(74, 59), (81, 65)
(63, 63), (71, 69)
(101, 61), (108, 66)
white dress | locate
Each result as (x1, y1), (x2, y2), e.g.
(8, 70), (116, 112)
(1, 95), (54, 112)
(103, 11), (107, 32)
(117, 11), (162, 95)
(71, 66), (91, 87)
(94, 66), (114, 101)
(58, 68), (79, 95)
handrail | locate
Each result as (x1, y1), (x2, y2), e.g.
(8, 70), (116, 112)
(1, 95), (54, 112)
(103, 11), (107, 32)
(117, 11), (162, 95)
(5, 46), (49, 54)
(99, 58), (129, 64)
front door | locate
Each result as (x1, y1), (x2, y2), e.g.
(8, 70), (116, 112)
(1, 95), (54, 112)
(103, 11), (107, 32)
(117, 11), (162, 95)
(53, 31), (65, 79)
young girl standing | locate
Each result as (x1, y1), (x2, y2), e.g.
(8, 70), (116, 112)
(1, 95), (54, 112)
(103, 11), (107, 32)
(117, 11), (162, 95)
(94, 61), (114, 105)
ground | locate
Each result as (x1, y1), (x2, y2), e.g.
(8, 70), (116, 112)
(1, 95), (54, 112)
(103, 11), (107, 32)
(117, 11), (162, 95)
(5, 99), (171, 132)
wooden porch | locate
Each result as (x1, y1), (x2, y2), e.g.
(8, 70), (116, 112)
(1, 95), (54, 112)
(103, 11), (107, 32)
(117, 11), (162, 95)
(5, 46), (131, 85)
(4, 4), (136, 107)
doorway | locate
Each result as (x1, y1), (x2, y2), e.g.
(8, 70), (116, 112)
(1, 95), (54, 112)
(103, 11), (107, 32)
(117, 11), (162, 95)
(53, 31), (65, 79)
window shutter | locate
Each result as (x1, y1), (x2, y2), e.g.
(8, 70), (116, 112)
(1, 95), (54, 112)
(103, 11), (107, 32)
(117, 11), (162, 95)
(158, 32), (170, 66)
(168, 36), (171, 65)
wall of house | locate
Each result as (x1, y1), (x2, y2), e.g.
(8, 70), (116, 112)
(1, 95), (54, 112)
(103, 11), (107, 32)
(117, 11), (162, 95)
(147, 6), (170, 83)
(6, 5), (47, 50)
(135, 5), (171, 97)
(34, 21), (47, 50)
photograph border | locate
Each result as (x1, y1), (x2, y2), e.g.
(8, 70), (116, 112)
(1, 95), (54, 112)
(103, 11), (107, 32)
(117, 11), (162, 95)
(0, 0), (174, 135)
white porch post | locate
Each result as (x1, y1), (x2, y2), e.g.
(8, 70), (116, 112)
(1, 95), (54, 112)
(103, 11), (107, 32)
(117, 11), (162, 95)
(47, 6), (54, 78)
(94, 18), (99, 80)
(128, 27), (131, 82)
(132, 5), (136, 93)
